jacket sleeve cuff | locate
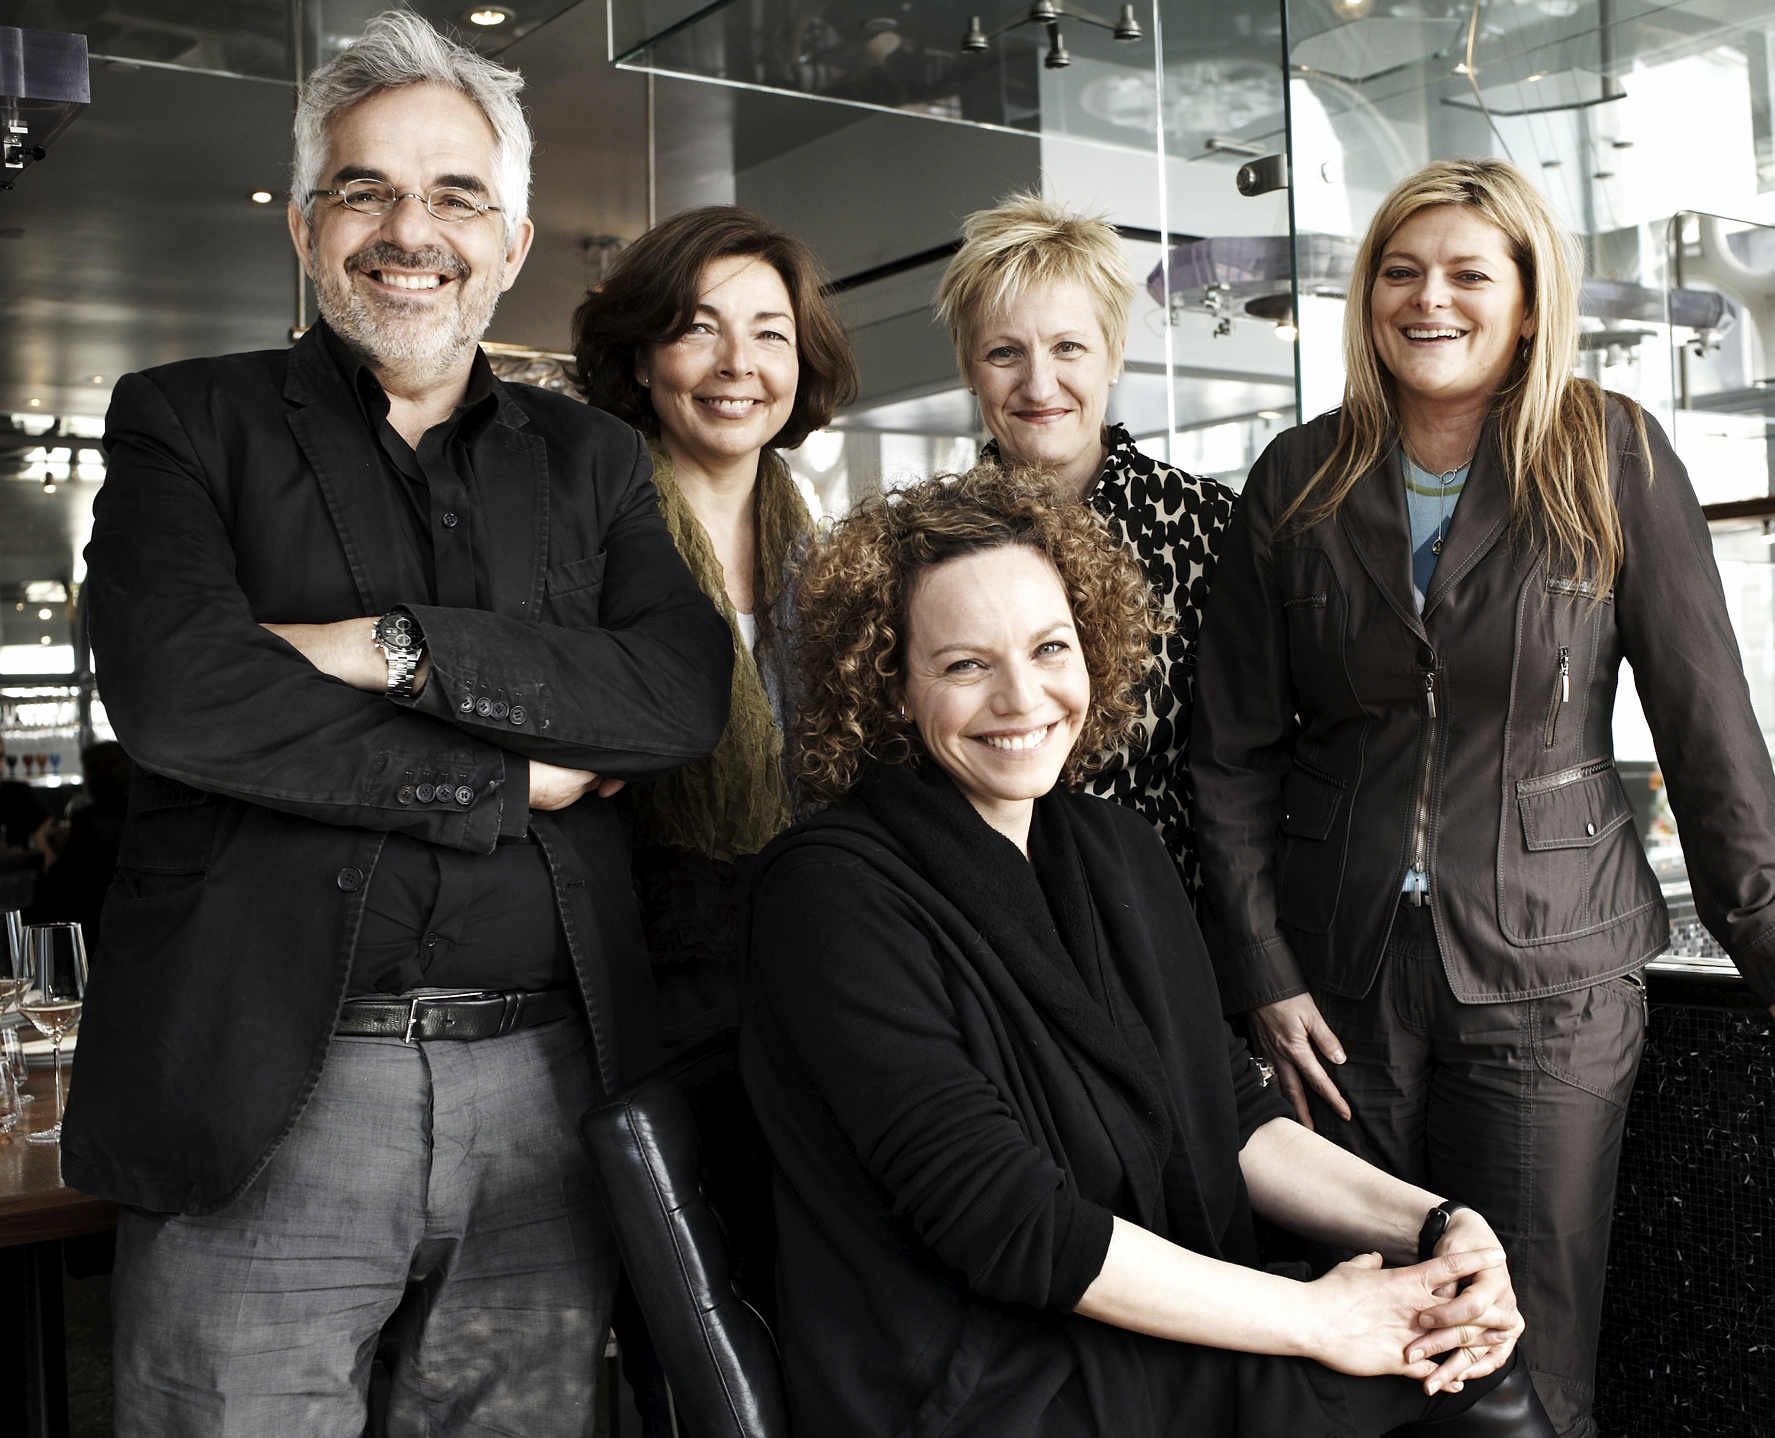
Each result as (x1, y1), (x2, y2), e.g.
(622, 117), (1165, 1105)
(1211, 934), (1309, 1016)
(1048, 1196), (1116, 1314)
(497, 751), (530, 840)
(1728, 925), (1775, 1010)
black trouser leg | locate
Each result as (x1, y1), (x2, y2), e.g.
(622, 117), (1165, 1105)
(1310, 904), (1646, 1438)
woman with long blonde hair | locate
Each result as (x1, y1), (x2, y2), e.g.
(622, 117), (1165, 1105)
(1192, 158), (1775, 1438)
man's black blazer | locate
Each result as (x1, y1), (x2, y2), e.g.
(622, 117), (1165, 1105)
(61, 326), (732, 1216)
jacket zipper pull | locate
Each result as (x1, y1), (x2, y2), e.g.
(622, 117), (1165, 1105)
(1423, 672), (1436, 719)
(1559, 646), (1570, 703)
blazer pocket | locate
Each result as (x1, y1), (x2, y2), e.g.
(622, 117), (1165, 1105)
(1276, 762), (1350, 936)
(546, 551), (608, 598)
(1500, 758), (1652, 944)
(544, 551), (608, 624)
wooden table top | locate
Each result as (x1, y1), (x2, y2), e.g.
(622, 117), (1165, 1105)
(0, 1065), (117, 1248)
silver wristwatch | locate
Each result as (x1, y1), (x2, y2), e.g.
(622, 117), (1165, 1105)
(372, 609), (425, 700)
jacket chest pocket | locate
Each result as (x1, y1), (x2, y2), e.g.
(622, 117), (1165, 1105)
(1527, 574), (1609, 752)
(1276, 548), (1343, 697)
(543, 551), (607, 626)
(1500, 757), (1653, 944)
(1275, 761), (1351, 936)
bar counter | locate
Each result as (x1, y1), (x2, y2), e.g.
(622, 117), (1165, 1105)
(1594, 954), (1772, 1435)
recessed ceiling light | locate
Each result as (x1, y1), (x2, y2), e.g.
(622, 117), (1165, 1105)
(38, 635), (51, 644)
(26, 398), (41, 408)
(467, 6), (514, 25)
(89, 375), (104, 384)
(37, 608), (51, 620)
(1258, 410), (1282, 419)
(251, 190), (274, 204)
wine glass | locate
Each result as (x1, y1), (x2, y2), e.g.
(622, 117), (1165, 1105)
(0, 911), (23, 1012)
(21, 923), (86, 1145)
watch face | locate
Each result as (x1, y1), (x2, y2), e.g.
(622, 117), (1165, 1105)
(379, 615), (416, 650)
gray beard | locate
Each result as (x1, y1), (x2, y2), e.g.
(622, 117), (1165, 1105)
(313, 240), (504, 388)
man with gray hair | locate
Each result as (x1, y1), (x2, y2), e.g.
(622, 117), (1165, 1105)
(63, 12), (731, 1433)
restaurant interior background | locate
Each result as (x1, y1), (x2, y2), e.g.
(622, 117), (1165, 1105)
(2, 0), (1774, 1433)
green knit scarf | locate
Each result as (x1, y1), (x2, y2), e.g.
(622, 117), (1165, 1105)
(632, 441), (807, 862)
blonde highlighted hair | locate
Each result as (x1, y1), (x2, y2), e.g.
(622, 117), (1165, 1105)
(935, 193), (1137, 375)
(1285, 157), (1648, 592)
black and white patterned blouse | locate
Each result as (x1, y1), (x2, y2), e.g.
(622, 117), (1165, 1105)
(984, 423), (1238, 896)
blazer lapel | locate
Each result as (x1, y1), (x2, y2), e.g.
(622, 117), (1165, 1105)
(1422, 419), (1511, 618)
(473, 386), (550, 620)
(1338, 444), (1427, 642)
(283, 328), (422, 617)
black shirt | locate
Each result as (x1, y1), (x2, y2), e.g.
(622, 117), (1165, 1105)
(324, 325), (570, 997)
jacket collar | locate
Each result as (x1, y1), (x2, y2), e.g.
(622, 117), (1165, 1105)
(280, 322), (543, 618)
(1337, 414), (1512, 637)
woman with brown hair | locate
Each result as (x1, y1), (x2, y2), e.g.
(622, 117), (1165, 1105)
(572, 205), (857, 1046)
(1192, 157), (1775, 1437)
(739, 463), (1555, 1438)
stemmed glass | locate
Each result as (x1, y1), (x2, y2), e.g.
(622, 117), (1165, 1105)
(21, 923), (86, 1145)
(0, 911), (28, 1105)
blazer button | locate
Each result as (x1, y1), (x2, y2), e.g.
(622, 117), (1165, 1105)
(491, 701), (509, 720)
(476, 698), (493, 717)
(442, 512), (459, 529)
(336, 867), (363, 892)
(454, 785), (474, 805)
(416, 783), (436, 802)
(398, 785), (416, 804)
(459, 695), (474, 713)
(509, 706), (526, 725)
(1417, 645), (1435, 667)
(434, 787), (455, 804)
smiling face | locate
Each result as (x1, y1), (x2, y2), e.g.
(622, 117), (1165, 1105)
(638, 254), (800, 475)
(290, 82), (533, 379)
(901, 544), (1091, 846)
(1370, 205), (1535, 422)
(966, 280), (1121, 499)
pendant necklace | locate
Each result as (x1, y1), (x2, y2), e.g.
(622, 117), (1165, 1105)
(1405, 449), (1473, 556)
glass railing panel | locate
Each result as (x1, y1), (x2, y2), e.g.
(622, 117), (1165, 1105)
(0, 0), (293, 83)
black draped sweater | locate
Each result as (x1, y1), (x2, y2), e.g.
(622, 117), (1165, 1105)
(740, 762), (1362, 1438)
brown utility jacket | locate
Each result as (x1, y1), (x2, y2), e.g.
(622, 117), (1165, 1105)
(1191, 400), (1775, 1014)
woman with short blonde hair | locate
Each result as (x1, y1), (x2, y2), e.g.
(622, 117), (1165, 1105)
(1193, 156), (1775, 1438)
(936, 194), (1236, 895)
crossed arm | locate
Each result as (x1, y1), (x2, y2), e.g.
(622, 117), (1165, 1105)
(259, 617), (622, 810)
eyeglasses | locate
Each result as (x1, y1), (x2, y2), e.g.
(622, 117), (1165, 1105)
(310, 180), (503, 223)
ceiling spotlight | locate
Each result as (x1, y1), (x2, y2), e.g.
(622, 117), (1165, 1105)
(250, 190), (274, 204)
(41, 479), (55, 493)
(467, 5), (514, 25)
(1258, 410), (1282, 419)
(37, 608), (51, 620)
(961, 2), (1141, 62)
(89, 374), (104, 384)
(26, 398), (41, 408)
(1275, 322), (1298, 342)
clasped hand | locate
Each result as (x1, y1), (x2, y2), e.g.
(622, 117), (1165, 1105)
(260, 619), (622, 807)
(1307, 1238), (1523, 1395)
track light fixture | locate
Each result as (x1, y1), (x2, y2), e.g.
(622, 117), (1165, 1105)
(961, 3), (1142, 71)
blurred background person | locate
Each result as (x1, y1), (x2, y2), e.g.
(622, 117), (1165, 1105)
(1192, 157), (1775, 1438)
(573, 205), (857, 1050)
(936, 194), (1233, 895)
(27, 740), (130, 956)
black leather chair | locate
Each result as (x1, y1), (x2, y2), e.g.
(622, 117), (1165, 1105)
(580, 1036), (788, 1438)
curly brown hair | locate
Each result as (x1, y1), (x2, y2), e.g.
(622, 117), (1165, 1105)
(795, 463), (1163, 805)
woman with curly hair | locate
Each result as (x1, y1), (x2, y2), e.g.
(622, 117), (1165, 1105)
(738, 465), (1554, 1438)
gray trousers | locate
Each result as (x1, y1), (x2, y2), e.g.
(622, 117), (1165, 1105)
(113, 1017), (617, 1438)
(1309, 903), (1646, 1438)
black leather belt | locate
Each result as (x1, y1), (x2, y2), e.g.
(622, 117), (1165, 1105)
(336, 987), (579, 1044)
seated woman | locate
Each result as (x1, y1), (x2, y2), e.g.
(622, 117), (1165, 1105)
(739, 466), (1554, 1438)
